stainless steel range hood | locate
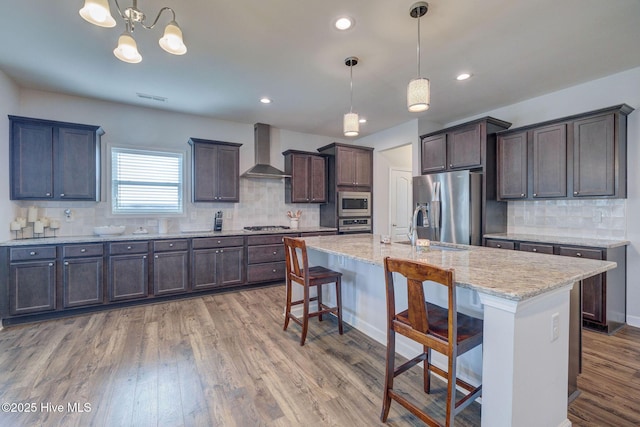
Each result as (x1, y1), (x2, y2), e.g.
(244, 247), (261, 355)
(241, 123), (290, 179)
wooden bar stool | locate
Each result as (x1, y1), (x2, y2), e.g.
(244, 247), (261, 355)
(381, 257), (483, 426)
(283, 237), (343, 346)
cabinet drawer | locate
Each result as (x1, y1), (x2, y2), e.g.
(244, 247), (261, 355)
(10, 246), (56, 261)
(248, 244), (285, 264)
(63, 243), (104, 258)
(247, 261), (286, 283)
(485, 240), (514, 250)
(153, 239), (189, 252)
(247, 234), (298, 246)
(109, 241), (148, 255)
(192, 236), (244, 249)
(558, 247), (603, 260)
(519, 243), (554, 254)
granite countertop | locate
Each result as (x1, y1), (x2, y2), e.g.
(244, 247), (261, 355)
(0, 226), (337, 247)
(483, 233), (629, 249)
(301, 234), (616, 302)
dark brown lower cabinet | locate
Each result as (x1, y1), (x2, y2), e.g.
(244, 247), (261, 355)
(153, 240), (189, 296)
(246, 234), (295, 283)
(108, 242), (149, 302)
(485, 237), (626, 333)
(62, 243), (104, 308)
(8, 246), (56, 315)
(192, 237), (244, 290)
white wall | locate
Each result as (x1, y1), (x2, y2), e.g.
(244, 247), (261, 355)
(4, 88), (345, 235)
(0, 71), (20, 242)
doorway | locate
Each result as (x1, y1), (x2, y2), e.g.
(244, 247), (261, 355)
(379, 143), (413, 241)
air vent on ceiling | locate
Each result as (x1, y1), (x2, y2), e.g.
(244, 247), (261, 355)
(136, 93), (167, 102)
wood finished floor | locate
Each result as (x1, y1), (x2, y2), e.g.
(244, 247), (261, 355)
(0, 285), (637, 427)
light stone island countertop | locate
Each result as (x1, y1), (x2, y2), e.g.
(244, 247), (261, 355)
(484, 232), (629, 249)
(301, 234), (616, 302)
(0, 227), (337, 247)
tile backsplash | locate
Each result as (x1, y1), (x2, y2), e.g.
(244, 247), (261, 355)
(508, 199), (626, 239)
(11, 179), (320, 238)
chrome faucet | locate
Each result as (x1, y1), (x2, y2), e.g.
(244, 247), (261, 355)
(408, 203), (428, 246)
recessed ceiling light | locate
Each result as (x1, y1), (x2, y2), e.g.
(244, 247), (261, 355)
(334, 16), (354, 31)
(359, 118), (367, 124)
(456, 73), (472, 81)
(260, 97), (272, 104)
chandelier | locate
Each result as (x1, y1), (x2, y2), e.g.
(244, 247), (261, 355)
(79, 0), (187, 64)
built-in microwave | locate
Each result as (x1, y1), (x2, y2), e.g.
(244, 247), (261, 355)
(337, 191), (371, 217)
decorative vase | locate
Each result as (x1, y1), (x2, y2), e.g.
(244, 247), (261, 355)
(290, 218), (299, 229)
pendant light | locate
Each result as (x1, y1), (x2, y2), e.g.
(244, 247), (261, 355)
(344, 56), (359, 137)
(407, 2), (430, 113)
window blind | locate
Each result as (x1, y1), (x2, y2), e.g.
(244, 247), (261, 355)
(111, 148), (183, 214)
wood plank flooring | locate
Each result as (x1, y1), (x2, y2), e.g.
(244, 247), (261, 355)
(0, 285), (638, 426)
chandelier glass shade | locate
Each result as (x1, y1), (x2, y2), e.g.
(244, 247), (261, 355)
(79, 0), (187, 63)
(343, 56), (359, 137)
(407, 2), (430, 112)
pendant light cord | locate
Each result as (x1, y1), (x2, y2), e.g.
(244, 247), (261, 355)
(416, 14), (421, 77)
(349, 63), (354, 113)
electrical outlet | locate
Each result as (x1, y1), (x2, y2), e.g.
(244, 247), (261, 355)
(551, 312), (560, 342)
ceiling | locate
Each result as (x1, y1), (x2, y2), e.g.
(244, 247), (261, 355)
(2, 0), (639, 139)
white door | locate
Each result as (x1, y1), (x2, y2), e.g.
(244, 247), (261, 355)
(389, 169), (412, 242)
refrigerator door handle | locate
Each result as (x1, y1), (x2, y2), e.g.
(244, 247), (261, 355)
(432, 182), (441, 229)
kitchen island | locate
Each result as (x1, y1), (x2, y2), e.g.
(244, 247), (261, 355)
(300, 234), (616, 427)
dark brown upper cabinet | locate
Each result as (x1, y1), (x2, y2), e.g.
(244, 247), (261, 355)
(189, 138), (242, 203)
(496, 104), (633, 200)
(334, 145), (373, 188)
(9, 116), (103, 201)
(497, 131), (528, 199)
(283, 150), (327, 203)
(420, 118), (511, 175)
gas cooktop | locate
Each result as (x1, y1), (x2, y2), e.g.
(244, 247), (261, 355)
(243, 225), (291, 232)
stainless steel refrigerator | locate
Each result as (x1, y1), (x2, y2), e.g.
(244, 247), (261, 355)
(412, 170), (482, 245)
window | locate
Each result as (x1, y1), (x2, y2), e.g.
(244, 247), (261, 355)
(111, 148), (183, 214)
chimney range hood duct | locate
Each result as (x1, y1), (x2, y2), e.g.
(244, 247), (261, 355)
(241, 123), (290, 179)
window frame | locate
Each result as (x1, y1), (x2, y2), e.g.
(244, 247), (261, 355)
(110, 146), (185, 216)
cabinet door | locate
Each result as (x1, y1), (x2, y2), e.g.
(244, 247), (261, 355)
(449, 124), (482, 169)
(497, 132), (528, 199)
(192, 143), (218, 202)
(558, 247), (604, 324)
(354, 149), (373, 187)
(485, 239), (515, 250)
(532, 124), (567, 198)
(192, 248), (218, 290)
(56, 127), (97, 200)
(10, 122), (54, 199)
(9, 261), (56, 315)
(108, 254), (148, 301)
(215, 145), (240, 202)
(573, 114), (615, 197)
(421, 134), (447, 173)
(290, 154), (311, 202)
(63, 257), (104, 308)
(217, 247), (244, 287)
(153, 251), (189, 295)
(309, 155), (327, 202)
(336, 147), (356, 186)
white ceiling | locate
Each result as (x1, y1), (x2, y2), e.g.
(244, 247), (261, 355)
(2, 0), (639, 139)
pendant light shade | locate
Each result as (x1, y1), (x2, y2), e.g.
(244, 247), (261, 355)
(159, 21), (187, 55)
(408, 2), (430, 113)
(407, 77), (430, 112)
(79, 0), (116, 28)
(344, 112), (359, 137)
(114, 32), (142, 63)
(343, 56), (359, 137)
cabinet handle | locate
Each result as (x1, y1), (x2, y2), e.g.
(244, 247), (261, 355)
(155, 255), (159, 259)
(29, 251), (37, 256)
(80, 248), (86, 253)
(450, 164), (453, 168)
(169, 243), (174, 247)
(60, 193), (65, 197)
(64, 261), (69, 266)
(143, 256), (147, 259)
(533, 193), (537, 197)
(273, 251), (277, 255)
(45, 192), (51, 196)
(48, 262), (54, 267)
(127, 246), (132, 250)
(220, 249), (224, 253)
(520, 193), (525, 197)
(215, 250), (219, 254)
(272, 269), (277, 273)
(576, 252), (582, 257)
(574, 191), (579, 195)
(532, 248), (537, 252)
(217, 240), (221, 244)
(496, 244), (502, 248)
